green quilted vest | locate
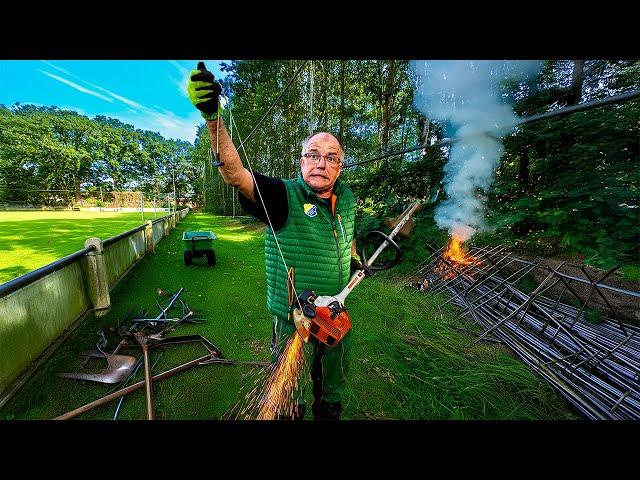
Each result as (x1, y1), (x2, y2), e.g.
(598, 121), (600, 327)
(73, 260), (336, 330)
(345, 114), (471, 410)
(264, 173), (356, 320)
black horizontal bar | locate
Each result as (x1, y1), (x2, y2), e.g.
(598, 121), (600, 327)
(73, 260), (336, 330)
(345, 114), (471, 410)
(102, 224), (146, 247)
(0, 246), (96, 299)
(151, 217), (166, 225)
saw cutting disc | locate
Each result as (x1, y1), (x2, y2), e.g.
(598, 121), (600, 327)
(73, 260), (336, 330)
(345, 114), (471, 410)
(293, 308), (311, 342)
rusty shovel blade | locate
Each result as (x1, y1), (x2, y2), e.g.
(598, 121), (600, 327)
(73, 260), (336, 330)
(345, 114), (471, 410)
(58, 352), (138, 384)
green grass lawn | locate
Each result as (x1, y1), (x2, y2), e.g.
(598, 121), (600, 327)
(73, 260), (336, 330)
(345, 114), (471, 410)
(0, 210), (167, 284)
(0, 213), (579, 420)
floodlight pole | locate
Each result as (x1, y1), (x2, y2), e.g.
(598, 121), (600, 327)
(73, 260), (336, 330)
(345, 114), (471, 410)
(172, 166), (177, 216)
(230, 112), (235, 217)
(202, 162), (206, 211)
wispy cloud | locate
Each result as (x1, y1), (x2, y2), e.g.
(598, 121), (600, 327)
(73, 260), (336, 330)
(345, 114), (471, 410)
(37, 61), (203, 143)
(40, 61), (74, 77)
(168, 60), (189, 75)
(168, 60), (192, 99)
(59, 105), (90, 117)
(109, 109), (203, 143)
(85, 82), (146, 110)
(40, 70), (114, 103)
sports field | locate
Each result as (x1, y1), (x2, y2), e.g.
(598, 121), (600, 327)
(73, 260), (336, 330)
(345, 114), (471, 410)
(0, 210), (167, 284)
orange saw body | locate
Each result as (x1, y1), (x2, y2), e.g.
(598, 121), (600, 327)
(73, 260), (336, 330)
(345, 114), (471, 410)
(293, 290), (353, 347)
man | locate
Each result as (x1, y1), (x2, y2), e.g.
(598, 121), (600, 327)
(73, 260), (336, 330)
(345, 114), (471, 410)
(188, 62), (366, 420)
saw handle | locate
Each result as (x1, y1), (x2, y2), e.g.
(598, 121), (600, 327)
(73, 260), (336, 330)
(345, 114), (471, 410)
(361, 230), (403, 271)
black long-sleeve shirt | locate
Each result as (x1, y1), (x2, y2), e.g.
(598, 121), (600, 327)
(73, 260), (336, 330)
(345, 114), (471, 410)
(238, 172), (289, 231)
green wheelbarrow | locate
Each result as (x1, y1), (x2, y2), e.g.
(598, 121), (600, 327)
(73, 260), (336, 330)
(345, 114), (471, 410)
(182, 231), (217, 266)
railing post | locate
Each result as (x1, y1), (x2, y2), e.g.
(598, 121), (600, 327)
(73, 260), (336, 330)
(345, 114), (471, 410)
(145, 220), (154, 253)
(163, 217), (169, 237)
(84, 237), (111, 316)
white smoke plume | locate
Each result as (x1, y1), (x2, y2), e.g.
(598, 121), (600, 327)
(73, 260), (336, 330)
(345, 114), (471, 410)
(410, 60), (542, 241)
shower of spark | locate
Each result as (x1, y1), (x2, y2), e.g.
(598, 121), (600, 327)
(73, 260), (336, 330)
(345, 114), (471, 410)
(231, 332), (307, 420)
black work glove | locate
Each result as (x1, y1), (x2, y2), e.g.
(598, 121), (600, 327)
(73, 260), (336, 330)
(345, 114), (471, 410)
(187, 61), (223, 121)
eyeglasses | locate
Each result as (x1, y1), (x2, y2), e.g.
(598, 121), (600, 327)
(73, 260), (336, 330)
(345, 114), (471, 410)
(302, 152), (342, 166)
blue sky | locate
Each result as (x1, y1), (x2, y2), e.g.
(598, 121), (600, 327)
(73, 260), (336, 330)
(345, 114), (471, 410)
(0, 60), (229, 143)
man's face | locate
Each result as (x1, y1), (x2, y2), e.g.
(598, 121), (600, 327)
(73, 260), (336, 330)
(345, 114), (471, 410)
(300, 133), (343, 197)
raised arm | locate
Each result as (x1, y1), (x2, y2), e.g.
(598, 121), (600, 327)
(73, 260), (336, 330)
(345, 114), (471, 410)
(205, 117), (255, 202)
(187, 62), (255, 202)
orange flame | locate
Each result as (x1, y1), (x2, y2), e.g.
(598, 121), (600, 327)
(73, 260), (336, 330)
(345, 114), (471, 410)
(443, 236), (478, 266)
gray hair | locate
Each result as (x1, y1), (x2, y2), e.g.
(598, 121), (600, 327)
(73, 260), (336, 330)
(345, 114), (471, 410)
(301, 132), (345, 161)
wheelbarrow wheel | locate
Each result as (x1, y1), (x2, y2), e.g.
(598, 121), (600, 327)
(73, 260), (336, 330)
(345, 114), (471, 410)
(184, 250), (193, 266)
(206, 249), (216, 266)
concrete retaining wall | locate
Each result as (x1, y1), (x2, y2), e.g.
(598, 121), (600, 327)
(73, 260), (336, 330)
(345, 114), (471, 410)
(0, 261), (90, 401)
(104, 230), (147, 288)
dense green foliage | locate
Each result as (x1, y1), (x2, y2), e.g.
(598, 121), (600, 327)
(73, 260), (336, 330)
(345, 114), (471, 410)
(0, 105), (197, 206)
(197, 60), (638, 271)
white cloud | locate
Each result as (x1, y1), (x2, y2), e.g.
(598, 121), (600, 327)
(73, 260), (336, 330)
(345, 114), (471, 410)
(168, 60), (189, 75)
(37, 62), (206, 143)
(85, 82), (146, 110)
(105, 109), (204, 143)
(172, 76), (190, 99)
(40, 70), (114, 103)
(168, 61), (192, 99)
(40, 61), (75, 78)
(59, 105), (90, 117)
(39, 61), (151, 111)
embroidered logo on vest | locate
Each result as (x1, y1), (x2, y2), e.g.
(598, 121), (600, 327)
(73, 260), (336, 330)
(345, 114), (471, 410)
(303, 203), (317, 217)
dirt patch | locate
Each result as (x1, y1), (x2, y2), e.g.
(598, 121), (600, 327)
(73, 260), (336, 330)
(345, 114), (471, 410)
(504, 255), (640, 324)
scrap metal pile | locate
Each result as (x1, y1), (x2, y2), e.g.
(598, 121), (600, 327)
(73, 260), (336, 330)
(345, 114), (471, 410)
(408, 240), (640, 420)
(55, 288), (267, 420)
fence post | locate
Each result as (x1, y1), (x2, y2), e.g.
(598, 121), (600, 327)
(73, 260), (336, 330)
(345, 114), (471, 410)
(84, 237), (111, 316)
(145, 220), (154, 253)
